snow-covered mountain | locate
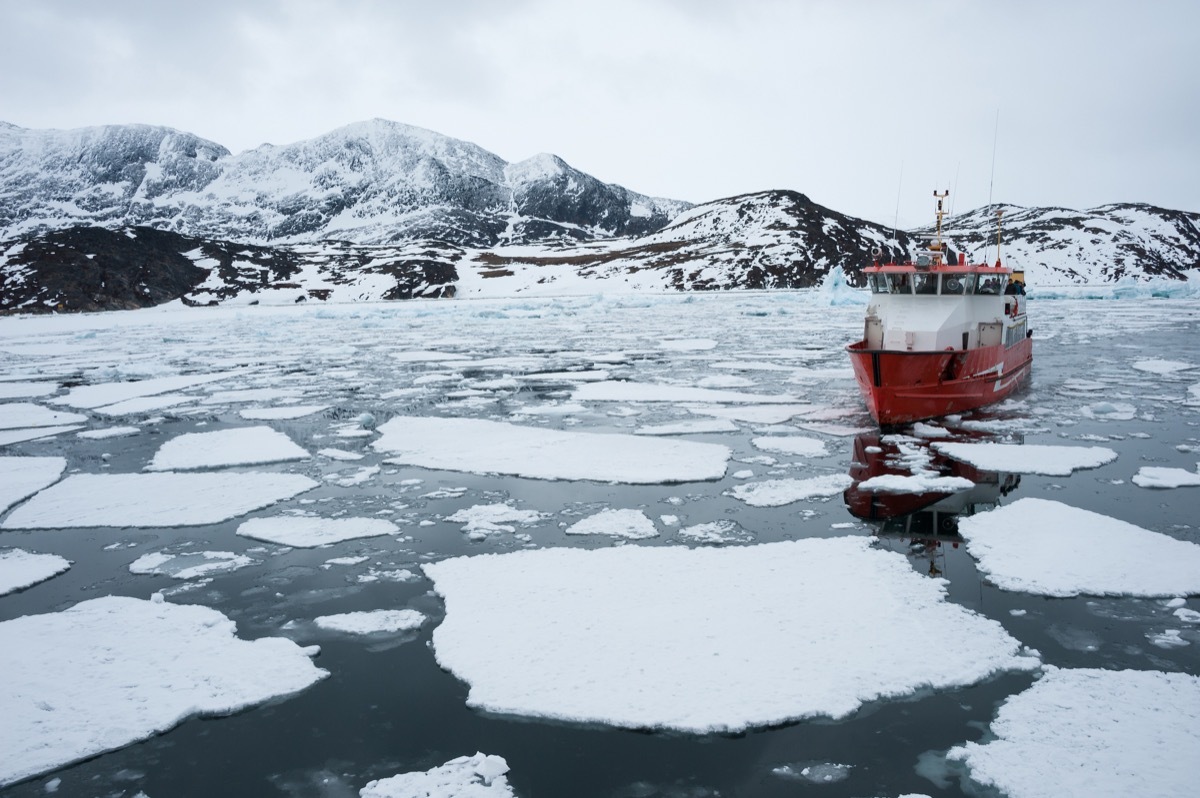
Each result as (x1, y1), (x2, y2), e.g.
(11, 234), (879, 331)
(914, 203), (1200, 284)
(0, 119), (689, 246)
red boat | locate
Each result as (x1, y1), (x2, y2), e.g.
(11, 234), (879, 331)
(847, 192), (1032, 426)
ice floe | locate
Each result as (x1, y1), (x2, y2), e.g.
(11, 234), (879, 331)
(0, 548), (70, 596)
(1132, 463), (1200, 488)
(147, 426), (309, 470)
(0, 456), (66, 514)
(726, 474), (854, 507)
(1131, 358), (1194, 375)
(313, 609), (426, 635)
(1, 472), (318, 529)
(855, 473), (975, 494)
(423, 539), (1037, 733)
(129, 550), (256, 580)
(750, 435), (828, 457)
(50, 371), (237, 410)
(634, 418), (739, 435)
(237, 516), (399, 547)
(446, 503), (546, 539)
(688, 404), (815, 424)
(0, 381), (57, 399)
(957, 498), (1200, 597)
(240, 404), (330, 420)
(0, 425), (85, 445)
(76, 425), (139, 440)
(0, 596), (327, 787)
(374, 416), (729, 484)
(565, 508), (658, 539)
(360, 753), (512, 798)
(676, 520), (753, 545)
(931, 442), (1117, 476)
(574, 381), (798, 404)
(0, 403), (87, 430)
(947, 667), (1200, 798)
(319, 448), (365, 461)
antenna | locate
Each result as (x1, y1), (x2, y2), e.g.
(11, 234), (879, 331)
(987, 110), (999, 261)
(892, 161), (904, 260)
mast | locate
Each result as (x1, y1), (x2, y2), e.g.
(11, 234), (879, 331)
(932, 189), (949, 264)
(995, 208), (1004, 267)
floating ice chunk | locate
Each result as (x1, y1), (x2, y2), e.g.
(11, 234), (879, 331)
(510, 401), (587, 416)
(931, 442), (1117, 476)
(0, 456), (66, 515)
(423, 539), (1037, 734)
(0, 382), (57, 399)
(1148, 629), (1189, 648)
(727, 474), (854, 507)
(688, 404), (816, 424)
(1131, 358), (1194, 374)
(659, 338), (717, 351)
(237, 516), (399, 548)
(327, 465), (381, 487)
(325, 555), (369, 567)
(771, 762), (851, 783)
(318, 448), (364, 461)
(676, 520), (753, 545)
(201, 388), (303, 405)
(240, 404), (330, 420)
(0, 403), (87, 430)
(50, 371), (238, 410)
(446, 503), (546, 536)
(574, 381), (798, 404)
(392, 350), (471, 362)
(93, 393), (198, 416)
(751, 436), (828, 457)
(129, 550), (256, 580)
(361, 752), (512, 798)
(697, 374), (755, 389)
(566, 508), (657, 539)
(515, 370), (611, 383)
(946, 667), (1200, 798)
(314, 609), (426, 635)
(634, 419), (738, 435)
(76, 426), (139, 440)
(957, 498), (1200, 597)
(0, 425), (85, 445)
(1132, 463), (1200, 489)
(1175, 608), (1200, 624)
(147, 426), (309, 471)
(1080, 401), (1137, 421)
(797, 422), (873, 437)
(911, 422), (951, 438)
(0, 548), (70, 596)
(1, 472), (318, 529)
(0, 596), (327, 788)
(856, 474), (975, 494)
(374, 417), (729, 484)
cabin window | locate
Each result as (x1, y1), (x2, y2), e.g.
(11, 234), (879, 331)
(913, 273), (938, 295)
(868, 274), (888, 293)
(942, 275), (966, 295)
(976, 276), (1007, 295)
(886, 274), (911, 294)
(961, 274), (978, 294)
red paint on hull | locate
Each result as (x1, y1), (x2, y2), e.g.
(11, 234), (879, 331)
(847, 338), (1032, 426)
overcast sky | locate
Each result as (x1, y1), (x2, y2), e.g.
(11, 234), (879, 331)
(2, 0), (1196, 228)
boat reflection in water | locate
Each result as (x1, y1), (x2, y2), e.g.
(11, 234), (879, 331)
(843, 432), (1021, 575)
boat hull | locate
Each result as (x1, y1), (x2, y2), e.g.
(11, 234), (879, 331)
(847, 338), (1032, 426)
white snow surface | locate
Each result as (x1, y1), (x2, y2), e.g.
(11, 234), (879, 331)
(422, 538), (1037, 733)
(574, 381), (798, 404)
(360, 752), (512, 798)
(50, 371), (237, 410)
(314, 609), (426, 635)
(445, 503), (545, 535)
(0, 548), (71, 596)
(374, 416), (729, 484)
(931, 442), (1118, 476)
(957, 498), (1200, 597)
(751, 435), (828, 457)
(147, 426), (309, 470)
(0, 403), (87, 430)
(947, 667), (1200, 798)
(237, 516), (399, 547)
(1, 472), (317, 529)
(565, 508), (658, 539)
(129, 550), (256, 580)
(856, 474), (975, 494)
(239, 404), (330, 420)
(0, 596), (327, 787)
(0, 456), (66, 514)
(726, 474), (854, 507)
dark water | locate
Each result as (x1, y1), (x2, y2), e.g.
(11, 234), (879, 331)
(1, 294), (1198, 797)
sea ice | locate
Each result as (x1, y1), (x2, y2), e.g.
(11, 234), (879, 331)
(0, 403), (87, 430)
(129, 550), (256, 580)
(76, 425), (139, 440)
(751, 435), (828, 457)
(0, 596), (327, 787)
(957, 498), (1200, 597)
(726, 474), (854, 507)
(688, 404), (816, 424)
(0, 426), (84, 445)
(931, 442), (1117, 476)
(0, 456), (66, 515)
(446, 503), (546, 536)
(240, 404), (330, 420)
(0, 381), (57, 399)
(1131, 358), (1194, 374)
(373, 416), (729, 484)
(313, 609), (426, 635)
(855, 473), (975, 494)
(360, 752), (512, 798)
(50, 371), (238, 410)
(676, 520), (753, 544)
(634, 419), (739, 435)
(237, 516), (399, 547)
(573, 381), (798, 404)
(1132, 464), (1200, 489)
(1, 472), (318, 529)
(423, 539), (1037, 733)
(565, 508), (658, 539)
(946, 667), (1200, 798)
(147, 426), (309, 471)
(0, 548), (71, 596)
